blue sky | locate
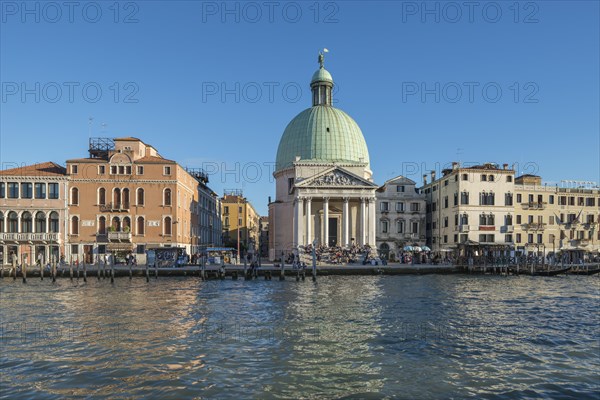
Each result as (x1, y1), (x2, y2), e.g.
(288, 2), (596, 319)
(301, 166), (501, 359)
(1, 0), (599, 214)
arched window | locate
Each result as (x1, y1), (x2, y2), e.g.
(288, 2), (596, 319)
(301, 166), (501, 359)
(49, 212), (59, 233)
(71, 216), (79, 235)
(123, 216), (131, 232)
(137, 188), (144, 206)
(164, 216), (172, 235)
(137, 216), (145, 235)
(99, 216), (106, 235)
(112, 217), (121, 231)
(489, 174), (495, 182)
(164, 189), (172, 206)
(0, 212), (3, 232)
(35, 212), (46, 233)
(98, 188), (106, 205)
(71, 187), (79, 205)
(21, 212), (32, 233)
(122, 188), (130, 208)
(8, 212), (18, 233)
(113, 188), (121, 207)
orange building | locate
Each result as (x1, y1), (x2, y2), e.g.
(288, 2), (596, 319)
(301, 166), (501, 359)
(65, 137), (200, 264)
(0, 162), (68, 266)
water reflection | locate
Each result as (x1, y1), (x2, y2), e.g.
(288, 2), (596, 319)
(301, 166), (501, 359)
(0, 275), (598, 399)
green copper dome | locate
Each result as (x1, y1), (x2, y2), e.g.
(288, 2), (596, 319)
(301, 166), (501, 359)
(311, 68), (333, 84)
(275, 105), (370, 171)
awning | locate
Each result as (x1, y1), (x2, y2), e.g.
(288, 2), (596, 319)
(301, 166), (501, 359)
(107, 243), (133, 251)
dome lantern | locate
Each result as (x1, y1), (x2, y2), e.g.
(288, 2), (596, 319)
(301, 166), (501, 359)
(311, 50), (333, 106)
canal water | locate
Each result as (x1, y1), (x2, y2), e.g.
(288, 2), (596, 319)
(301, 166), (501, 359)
(1, 275), (598, 399)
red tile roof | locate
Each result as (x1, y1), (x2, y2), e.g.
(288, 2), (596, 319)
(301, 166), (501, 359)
(0, 162), (66, 177)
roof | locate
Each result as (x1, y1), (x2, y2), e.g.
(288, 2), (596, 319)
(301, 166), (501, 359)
(0, 162), (66, 177)
(66, 157), (105, 163)
(276, 105), (370, 171)
(134, 155), (175, 164)
(114, 137), (142, 142)
(311, 67), (333, 84)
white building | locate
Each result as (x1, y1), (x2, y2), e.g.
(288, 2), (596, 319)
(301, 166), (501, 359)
(375, 176), (426, 261)
(197, 178), (222, 250)
(268, 53), (378, 260)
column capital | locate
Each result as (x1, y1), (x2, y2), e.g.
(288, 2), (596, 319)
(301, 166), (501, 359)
(305, 196), (312, 203)
(323, 196), (330, 202)
(360, 197), (367, 203)
(343, 197), (350, 203)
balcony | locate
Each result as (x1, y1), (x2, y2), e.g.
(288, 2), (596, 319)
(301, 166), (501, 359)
(573, 238), (590, 246)
(479, 225), (496, 231)
(522, 223), (547, 231)
(99, 202), (130, 212)
(108, 231), (132, 242)
(0, 232), (59, 242)
(459, 225), (470, 232)
(501, 225), (514, 233)
(522, 202), (546, 210)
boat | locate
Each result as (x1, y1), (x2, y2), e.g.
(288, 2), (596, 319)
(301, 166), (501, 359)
(569, 267), (600, 275)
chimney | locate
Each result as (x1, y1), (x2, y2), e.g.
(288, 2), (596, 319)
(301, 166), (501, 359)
(430, 170), (436, 182)
(452, 162), (459, 170)
(423, 174), (428, 185)
(503, 163), (508, 170)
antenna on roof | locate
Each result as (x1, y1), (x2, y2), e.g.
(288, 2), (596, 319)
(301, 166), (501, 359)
(88, 117), (94, 140)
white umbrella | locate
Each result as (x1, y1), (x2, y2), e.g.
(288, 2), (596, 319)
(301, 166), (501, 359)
(413, 246), (422, 252)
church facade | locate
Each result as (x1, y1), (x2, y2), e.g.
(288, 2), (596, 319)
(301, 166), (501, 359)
(268, 54), (378, 260)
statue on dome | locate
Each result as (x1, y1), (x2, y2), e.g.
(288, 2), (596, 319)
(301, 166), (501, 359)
(318, 48), (329, 69)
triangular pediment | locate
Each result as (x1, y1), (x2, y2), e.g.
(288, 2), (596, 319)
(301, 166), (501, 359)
(296, 167), (378, 188)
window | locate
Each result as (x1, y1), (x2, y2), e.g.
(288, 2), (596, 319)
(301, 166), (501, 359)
(516, 194), (522, 203)
(453, 193), (458, 206)
(528, 194), (534, 203)
(99, 165), (105, 174)
(549, 216), (555, 225)
(98, 216), (106, 235)
(8, 182), (19, 198)
(444, 196), (448, 208)
(164, 216), (172, 235)
(479, 192), (495, 205)
(137, 217), (145, 235)
(516, 233), (521, 243)
(397, 220), (405, 233)
(123, 217), (131, 232)
(397, 185), (405, 192)
(460, 213), (469, 225)
(122, 188), (130, 208)
(238, 218), (242, 225)
(460, 192), (469, 205)
(412, 222), (419, 233)
(505, 234), (513, 243)
(110, 165), (117, 175)
(396, 202), (404, 212)
(462, 174), (468, 181)
(118, 166), (125, 175)
(126, 166), (132, 175)
(489, 175), (494, 182)
(164, 189), (172, 206)
(8, 212), (18, 233)
(137, 188), (144, 205)
(537, 234), (543, 244)
(505, 193), (513, 206)
(35, 183), (46, 199)
(528, 234), (533, 243)
(455, 214), (459, 226)
(381, 220), (389, 233)
(586, 198), (596, 207)
(410, 203), (420, 212)
(21, 183), (32, 199)
(35, 212), (46, 233)
(443, 235), (448, 243)
(506, 176), (513, 182)
(0, 182), (4, 198)
(516, 215), (522, 224)
(71, 216), (79, 235)
(164, 166), (171, 175)
(0, 212), (3, 232)
(71, 165), (78, 174)
(49, 212), (59, 233)
(528, 215), (534, 224)
(238, 206), (243, 213)
(98, 188), (106, 205)
(136, 245), (146, 255)
(444, 180), (448, 187)
(137, 166), (144, 175)
(505, 215), (513, 226)
(479, 214), (495, 225)
(454, 234), (458, 243)
(380, 202), (389, 212)
(224, 206), (229, 214)
(481, 174), (487, 182)
(444, 216), (448, 228)
(549, 195), (555, 205)
(224, 216), (230, 226)
(71, 187), (79, 205)
(21, 212), (32, 233)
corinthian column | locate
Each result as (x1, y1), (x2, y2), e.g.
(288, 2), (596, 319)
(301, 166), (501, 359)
(342, 197), (349, 247)
(305, 197), (312, 245)
(323, 197), (329, 247)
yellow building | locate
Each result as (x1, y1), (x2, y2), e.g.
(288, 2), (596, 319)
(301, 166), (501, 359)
(221, 190), (260, 255)
(514, 175), (599, 260)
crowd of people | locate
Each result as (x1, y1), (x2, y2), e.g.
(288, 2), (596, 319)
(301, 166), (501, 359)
(296, 244), (378, 265)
